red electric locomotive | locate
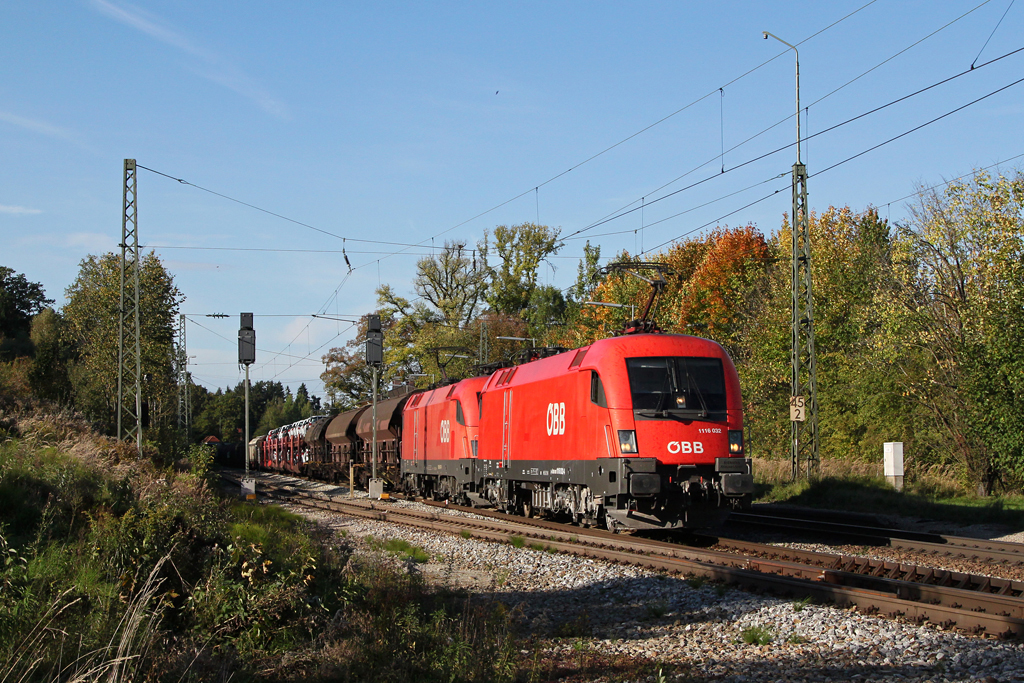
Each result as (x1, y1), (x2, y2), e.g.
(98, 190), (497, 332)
(471, 332), (752, 530)
(400, 376), (488, 501)
(397, 263), (752, 530)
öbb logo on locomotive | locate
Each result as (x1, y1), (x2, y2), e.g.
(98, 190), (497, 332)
(667, 441), (704, 454)
(545, 402), (566, 436)
(253, 331), (755, 531)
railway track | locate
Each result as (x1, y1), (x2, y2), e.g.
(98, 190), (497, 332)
(728, 510), (1024, 567)
(221, 470), (1024, 637)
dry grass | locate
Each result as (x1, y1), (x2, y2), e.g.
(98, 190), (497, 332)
(752, 457), (880, 484)
(1, 557), (166, 683)
(752, 456), (967, 494)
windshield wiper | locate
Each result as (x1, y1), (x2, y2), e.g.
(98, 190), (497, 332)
(680, 361), (710, 417)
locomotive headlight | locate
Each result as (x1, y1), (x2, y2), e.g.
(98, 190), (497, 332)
(728, 430), (744, 454)
(618, 430), (638, 454)
(675, 395), (687, 408)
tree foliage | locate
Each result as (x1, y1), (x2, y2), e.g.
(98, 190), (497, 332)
(61, 252), (182, 437)
(874, 172), (1024, 491)
(0, 266), (53, 358)
(485, 223), (563, 317)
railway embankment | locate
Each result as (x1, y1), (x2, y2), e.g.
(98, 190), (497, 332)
(0, 405), (519, 682)
(255, 470), (1024, 683)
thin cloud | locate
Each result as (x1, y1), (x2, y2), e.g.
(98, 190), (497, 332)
(0, 110), (77, 142)
(91, 0), (288, 118)
(0, 204), (43, 215)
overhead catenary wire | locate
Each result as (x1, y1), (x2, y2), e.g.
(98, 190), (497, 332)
(136, 2), (881, 277)
(559, 0), (999, 242)
(643, 75), (1024, 254)
(136, 1), (990, 296)
(562, 42), (1024, 242)
(972, 0), (1015, 68)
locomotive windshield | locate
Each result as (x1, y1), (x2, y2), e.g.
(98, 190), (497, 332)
(625, 356), (727, 421)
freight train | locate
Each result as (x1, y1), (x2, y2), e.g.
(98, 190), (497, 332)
(248, 330), (753, 531)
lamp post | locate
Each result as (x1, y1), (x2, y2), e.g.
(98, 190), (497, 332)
(764, 30), (819, 481)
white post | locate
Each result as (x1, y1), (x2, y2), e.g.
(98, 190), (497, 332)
(884, 442), (904, 492)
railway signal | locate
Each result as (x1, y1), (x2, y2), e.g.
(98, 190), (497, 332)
(366, 314), (384, 499)
(239, 312), (256, 500)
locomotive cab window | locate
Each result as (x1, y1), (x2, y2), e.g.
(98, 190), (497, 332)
(455, 400), (465, 425)
(590, 371), (607, 407)
(626, 357), (727, 421)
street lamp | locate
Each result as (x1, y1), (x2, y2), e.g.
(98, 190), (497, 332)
(763, 31), (801, 164)
(584, 300), (636, 319)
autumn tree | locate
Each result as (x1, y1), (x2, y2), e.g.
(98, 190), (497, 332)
(414, 240), (489, 327)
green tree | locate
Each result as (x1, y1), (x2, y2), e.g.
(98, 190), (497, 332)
(62, 253), (181, 437)
(193, 380), (288, 442)
(27, 308), (72, 403)
(485, 223), (562, 317)
(874, 171), (1024, 492)
(524, 284), (567, 343)
(414, 240), (489, 327)
(0, 266), (53, 358)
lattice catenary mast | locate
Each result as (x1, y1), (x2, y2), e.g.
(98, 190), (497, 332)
(117, 158), (143, 456)
(764, 30), (820, 480)
(176, 313), (191, 443)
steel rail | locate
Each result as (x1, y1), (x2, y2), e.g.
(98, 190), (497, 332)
(222, 471), (1024, 636)
(728, 511), (1024, 565)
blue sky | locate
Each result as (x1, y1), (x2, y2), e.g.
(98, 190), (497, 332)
(2, 0), (1022, 400)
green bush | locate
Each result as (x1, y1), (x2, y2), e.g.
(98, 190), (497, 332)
(0, 419), (528, 682)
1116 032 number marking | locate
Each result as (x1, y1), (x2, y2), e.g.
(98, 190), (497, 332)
(546, 403), (565, 436)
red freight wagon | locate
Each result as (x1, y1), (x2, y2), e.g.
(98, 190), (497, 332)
(400, 376), (488, 500)
(473, 333), (751, 530)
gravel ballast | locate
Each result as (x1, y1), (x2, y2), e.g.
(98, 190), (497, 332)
(267, 484), (1024, 683)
